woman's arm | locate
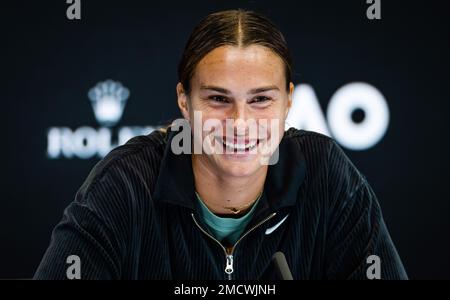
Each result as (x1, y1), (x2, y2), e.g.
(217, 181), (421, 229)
(324, 141), (408, 280)
(34, 159), (131, 280)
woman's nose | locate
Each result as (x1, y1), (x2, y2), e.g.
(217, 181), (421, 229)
(230, 104), (249, 135)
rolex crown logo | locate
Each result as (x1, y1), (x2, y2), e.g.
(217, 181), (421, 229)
(88, 80), (130, 127)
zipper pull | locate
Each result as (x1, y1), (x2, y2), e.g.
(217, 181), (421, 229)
(225, 254), (234, 275)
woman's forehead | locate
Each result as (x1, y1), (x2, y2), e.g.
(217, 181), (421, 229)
(192, 45), (285, 89)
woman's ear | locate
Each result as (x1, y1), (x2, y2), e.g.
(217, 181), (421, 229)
(176, 82), (190, 120)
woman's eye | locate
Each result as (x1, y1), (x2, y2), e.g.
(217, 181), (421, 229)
(209, 95), (229, 103)
(251, 96), (271, 103)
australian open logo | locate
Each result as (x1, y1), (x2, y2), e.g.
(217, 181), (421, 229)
(47, 80), (154, 159)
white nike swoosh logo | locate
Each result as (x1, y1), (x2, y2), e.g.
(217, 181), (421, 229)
(265, 214), (289, 235)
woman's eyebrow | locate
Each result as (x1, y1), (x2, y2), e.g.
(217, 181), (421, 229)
(248, 85), (280, 94)
(199, 85), (280, 94)
(200, 85), (231, 94)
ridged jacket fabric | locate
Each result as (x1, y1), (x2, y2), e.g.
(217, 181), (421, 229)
(34, 127), (408, 280)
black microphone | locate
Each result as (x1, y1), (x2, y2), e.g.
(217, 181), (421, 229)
(272, 251), (293, 280)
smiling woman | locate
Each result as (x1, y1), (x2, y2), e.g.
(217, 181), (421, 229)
(176, 10), (294, 215)
(34, 9), (408, 280)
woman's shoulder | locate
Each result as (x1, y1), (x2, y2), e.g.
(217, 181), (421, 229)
(75, 128), (169, 202)
(284, 127), (333, 144)
(283, 127), (363, 183)
(283, 127), (335, 159)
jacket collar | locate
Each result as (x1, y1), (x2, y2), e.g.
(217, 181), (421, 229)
(152, 127), (307, 214)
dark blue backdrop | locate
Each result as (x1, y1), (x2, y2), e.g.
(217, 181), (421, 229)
(1, 0), (449, 279)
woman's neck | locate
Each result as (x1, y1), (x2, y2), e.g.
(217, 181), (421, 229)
(192, 156), (268, 216)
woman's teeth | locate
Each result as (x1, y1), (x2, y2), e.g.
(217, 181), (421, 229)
(222, 139), (258, 151)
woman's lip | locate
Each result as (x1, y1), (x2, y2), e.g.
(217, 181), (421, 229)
(217, 136), (259, 144)
(212, 136), (262, 154)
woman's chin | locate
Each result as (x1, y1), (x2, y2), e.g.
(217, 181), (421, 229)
(214, 154), (264, 178)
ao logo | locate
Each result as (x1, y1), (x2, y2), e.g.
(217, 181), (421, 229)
(286, 82), (389, 150)
(47, 80), (154, 159)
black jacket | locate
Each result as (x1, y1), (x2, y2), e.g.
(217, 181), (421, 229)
(34, 127), (407, 280)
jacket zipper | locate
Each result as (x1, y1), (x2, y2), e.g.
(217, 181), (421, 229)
(191, 212), (277, 280)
